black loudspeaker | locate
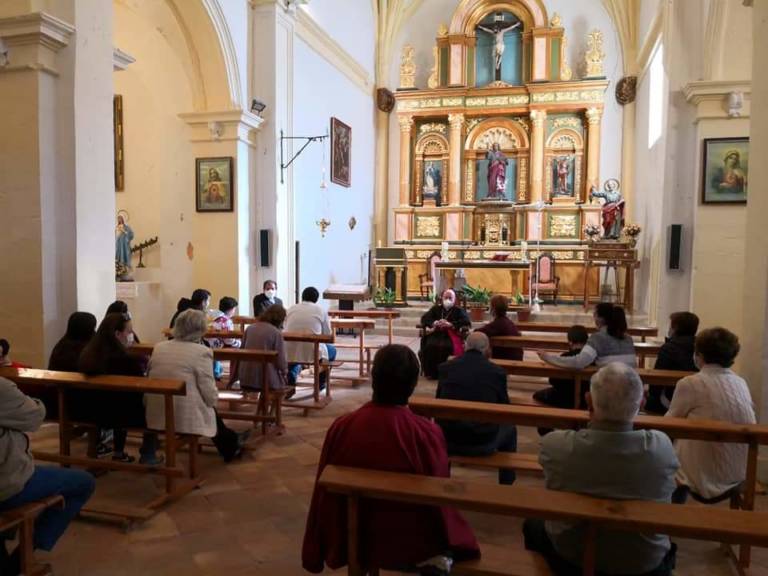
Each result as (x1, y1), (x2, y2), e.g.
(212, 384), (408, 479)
(259, 230), (270, 267)
(668, 224), (682, 270)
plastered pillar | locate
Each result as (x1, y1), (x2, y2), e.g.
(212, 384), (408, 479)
(586, 107), (603, 192)
(448, 113), (464, 206)
(398, 114), (414, 206)
(529, 109), (547, 203)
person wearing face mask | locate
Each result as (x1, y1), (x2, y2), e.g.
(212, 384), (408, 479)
(419, 289), (471, 379)
(169, 289), (211, 329)
(666, 327), (756, 504)
(253, 280), (282, 318)
(77, 313), (161, 464)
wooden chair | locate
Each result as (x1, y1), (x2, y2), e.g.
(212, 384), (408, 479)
(418, 251), (441, 300)
(531, 253), (560, 305)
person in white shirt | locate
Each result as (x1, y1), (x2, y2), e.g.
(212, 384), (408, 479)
(666, 327), (756, 502)
(284, 287), (336, 389)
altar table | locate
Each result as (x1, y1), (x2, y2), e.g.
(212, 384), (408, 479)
(434, 260), (530, 297)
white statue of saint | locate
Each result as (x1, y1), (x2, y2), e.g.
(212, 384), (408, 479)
(477, 21), (521, 71)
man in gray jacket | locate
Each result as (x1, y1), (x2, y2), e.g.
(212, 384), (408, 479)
(523, 363), (679, 576)
(0, 376), (95, 574)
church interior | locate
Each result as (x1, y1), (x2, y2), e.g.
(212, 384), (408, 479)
(1, 0), (767, 574)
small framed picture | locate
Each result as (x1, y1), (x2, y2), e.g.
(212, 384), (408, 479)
(701, 137), (748, 204)
(196, 157), (234, 212)
(330, 117), (351, 187)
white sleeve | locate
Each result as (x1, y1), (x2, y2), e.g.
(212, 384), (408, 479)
(195, 349), (219, 408)
(665, 378), (693, 419)
(542, 345), (598, 370)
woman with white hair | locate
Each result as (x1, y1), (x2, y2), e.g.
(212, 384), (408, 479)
(146, 309), (248, 462)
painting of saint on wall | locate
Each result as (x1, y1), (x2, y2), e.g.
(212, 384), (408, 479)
(701, 137), (748, 204)
(331, 117), (351, 187)
(196, 157), (234, 212)
(551, 155), (575, 197)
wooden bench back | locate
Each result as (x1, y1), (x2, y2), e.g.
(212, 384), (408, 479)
(320, 465), (768, 547)
(131, 343), (278, 364)
(490, 336), (661, 355)
(492, 359), (691, 387)
(515, 322), (658, 338)
(409, 397), (768, 444)
(328, 309), (401, 319)
(0, 367), (186, 395)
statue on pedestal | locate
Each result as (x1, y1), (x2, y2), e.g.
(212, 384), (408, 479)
(590, 179), (624, 239)
(556, 156), (571, 195)
(115, 211), (134, 281)
(485, 143), (508, 200)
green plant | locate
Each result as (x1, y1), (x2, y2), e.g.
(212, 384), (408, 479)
(461, 284), (491, 305)
(374, 287), (396, 306)
(513, 292), (526, 305)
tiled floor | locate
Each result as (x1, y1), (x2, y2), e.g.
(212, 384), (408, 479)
(27, 333), (768, 575)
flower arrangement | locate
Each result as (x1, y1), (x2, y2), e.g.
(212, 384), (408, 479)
(624, 223), (642, 237)
(584, 223), (601, 240)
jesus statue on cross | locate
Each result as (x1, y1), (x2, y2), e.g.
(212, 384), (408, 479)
(477, 20), (521, 73)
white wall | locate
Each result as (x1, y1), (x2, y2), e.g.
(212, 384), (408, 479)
(292, 34), (375, 298)
(386, 0), (624, 240)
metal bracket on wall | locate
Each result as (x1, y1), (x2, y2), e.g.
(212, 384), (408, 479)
(279, 129), (328, 184)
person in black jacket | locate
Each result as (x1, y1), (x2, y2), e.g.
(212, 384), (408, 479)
(420, 289), (471, 379)
(78, 313), (160, 464)
(645, 311), (699, 414)
(533, 325), (589, 409)
(436, 332), (517, 484)
(253, 280), (283, 317)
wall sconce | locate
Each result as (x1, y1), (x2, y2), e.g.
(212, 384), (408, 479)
(316, 218), (331, 237)
(250, 99), (266, 116)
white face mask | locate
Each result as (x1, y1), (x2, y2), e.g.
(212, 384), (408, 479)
(442, 299), (454, 309)
(265, 289), (276, 300)
(126, 332), (135, 347)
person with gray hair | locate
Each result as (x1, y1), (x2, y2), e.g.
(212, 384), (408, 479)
(436, 331), (517, 484)
(523, 362), (680, 576)
(146, 309), (249, 462)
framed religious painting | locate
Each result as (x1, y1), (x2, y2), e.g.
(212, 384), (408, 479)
(330, 117), (351, 187)
(196, 157), (234, 212)
(701, 137), (748, 204)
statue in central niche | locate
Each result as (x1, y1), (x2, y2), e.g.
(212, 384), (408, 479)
(477, 19), (520, 74)
(485, 143), (508, 200)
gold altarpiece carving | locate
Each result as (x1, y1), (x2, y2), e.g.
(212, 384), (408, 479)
(388, 0), (613, 301)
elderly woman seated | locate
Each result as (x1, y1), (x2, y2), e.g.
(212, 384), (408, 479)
(419, 289), (471, 379)
(239, 304), (290, 397)
(146, 309), (249, 463)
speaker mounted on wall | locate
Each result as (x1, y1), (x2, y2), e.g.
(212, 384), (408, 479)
(259, 229), (270, 268)
(668, 224), (682, 270)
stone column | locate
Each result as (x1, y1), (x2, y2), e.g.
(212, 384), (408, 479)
(586, 107), (603, 193)
(374, 107), (390, 247)
(741, 0), (768, 432)
(529, 110), (547, 203)
(0, 7), (114, 365)
(398, 114), (414, 206)
(448, 113), (465, 206)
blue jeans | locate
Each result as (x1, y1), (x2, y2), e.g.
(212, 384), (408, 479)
(0, 466), (95, 551)
(287, 344), (338, 387)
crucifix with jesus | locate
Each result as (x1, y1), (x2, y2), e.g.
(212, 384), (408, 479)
(477, 13), (521, 79)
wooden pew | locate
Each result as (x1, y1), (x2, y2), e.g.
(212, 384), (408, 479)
(0, 496), (63, 576)
(330, 318), (376, 379)
(320, 464), (768, 576)
(514, 322), (658, 342)
(409, 396), (767, 568)
(0, 367), (198, 525)
(131, 344), (282, 434)
(282, 331), (335, 415)
(490, 336), (662, 367)
(328, 308), (401, 344)
(492, 360), (691, 410)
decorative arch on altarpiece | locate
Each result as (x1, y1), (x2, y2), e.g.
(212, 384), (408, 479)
(413, 132), (450, 205)
(449, 0), (548, 34)
(464, 118), (530, 204)
(545, 127), (585, 203)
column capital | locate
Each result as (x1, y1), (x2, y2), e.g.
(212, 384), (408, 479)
(585, 107), (603, 124)
(448, 113), (465, 129)
(529, 109), (547, 126)
(0, 12), (74, 75)
(398, 114), (414, 132)
(179, 109), (264, 146)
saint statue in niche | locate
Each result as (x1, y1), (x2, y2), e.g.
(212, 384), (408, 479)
(422, 161), (442, 205)
(590, 179), (625, 239)
(485, 143), (508, 200)
(115, 211), (134, 280)
(555, 156), (571, 195)
(477, 19), (521, 76)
